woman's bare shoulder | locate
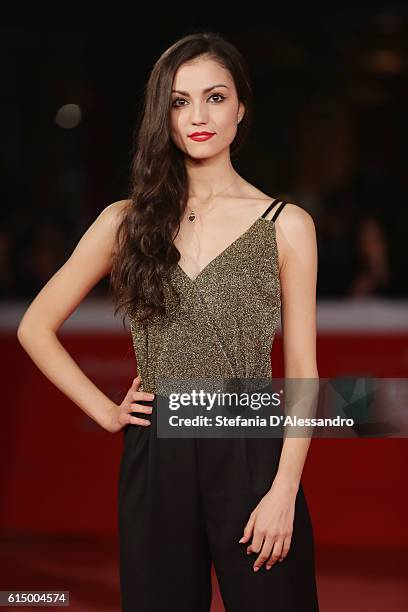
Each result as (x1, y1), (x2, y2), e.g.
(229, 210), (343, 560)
(275, 202), (317, 270)
(100, 198), (132, 228)
(276, 202), (315, 232)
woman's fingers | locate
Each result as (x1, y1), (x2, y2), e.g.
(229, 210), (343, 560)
(246, 528), (264, 557)
(128, 399), (153, 426)
(133, 375), (145, 390)
(277, 534), (292, 563)
(252, 535), (274, 572)
(129, 415), (151, 426)
(265, 538), (285, 570)
(129, 402), (153, 414)
(116, 377), (155, 428)
(239, 513), (255, 544)
(123, 376), (141, 402)
(133, 391), (155, 402)
(246, 530), (292, 571)
(111, 376), (156, 430)
(252, 534), (291, 571)
(127, 385), (155, 426)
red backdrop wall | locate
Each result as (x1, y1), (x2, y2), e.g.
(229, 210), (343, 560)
(1, 301), (407, 553)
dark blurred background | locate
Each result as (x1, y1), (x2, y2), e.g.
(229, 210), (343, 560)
(1, 5), (407, 301)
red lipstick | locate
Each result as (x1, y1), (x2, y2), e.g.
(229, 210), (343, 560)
(188, 131), (215, 141)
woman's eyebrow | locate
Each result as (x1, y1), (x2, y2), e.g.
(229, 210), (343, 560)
(171, 84), (229, 95)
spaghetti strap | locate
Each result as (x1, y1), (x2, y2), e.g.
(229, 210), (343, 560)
(271, 200), (288, 222)
(261, 199), (280, 219)
(261, 198), (288, 221)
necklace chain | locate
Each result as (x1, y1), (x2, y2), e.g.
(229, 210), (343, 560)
(186, 179), (237, 223)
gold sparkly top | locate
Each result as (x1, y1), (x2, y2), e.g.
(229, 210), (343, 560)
(129, 203), (284, 394)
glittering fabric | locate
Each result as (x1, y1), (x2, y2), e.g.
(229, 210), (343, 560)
(129, 216), (281, 394)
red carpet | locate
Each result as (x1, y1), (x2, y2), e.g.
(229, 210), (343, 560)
(1, 531), (407, 611)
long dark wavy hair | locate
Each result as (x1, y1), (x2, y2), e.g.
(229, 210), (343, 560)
(110, 31), (254, 327)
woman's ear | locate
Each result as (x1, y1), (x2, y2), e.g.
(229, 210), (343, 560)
(237, 101), (245, 124)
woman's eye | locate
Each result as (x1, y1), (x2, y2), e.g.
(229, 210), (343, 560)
(209, 93), (225, 102)
(172, 98), (187, 107)
(171, 93), (225, 108)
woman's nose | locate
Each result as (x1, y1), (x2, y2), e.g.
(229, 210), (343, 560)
(190, 103), (209, 124)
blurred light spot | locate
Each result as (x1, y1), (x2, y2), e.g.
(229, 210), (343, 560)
(55, 104), (82, 128)
(370, 50), (403, 75)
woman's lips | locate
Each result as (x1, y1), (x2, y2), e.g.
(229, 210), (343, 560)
(188, 133), (215, 141)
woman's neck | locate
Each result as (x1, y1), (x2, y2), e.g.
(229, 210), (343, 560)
(185, 153), (241, 202)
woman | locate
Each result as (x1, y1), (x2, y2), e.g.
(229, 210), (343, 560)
(18, 31), (319, 611)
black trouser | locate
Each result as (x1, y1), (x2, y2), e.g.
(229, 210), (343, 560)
(118, 396), (319, 611)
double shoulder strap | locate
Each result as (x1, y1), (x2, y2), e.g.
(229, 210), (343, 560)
(261, 199), (287, 222)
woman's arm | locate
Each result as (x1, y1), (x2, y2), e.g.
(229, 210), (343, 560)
(238, 203), (319, 571)
(272, 203), (319, 492)
(17, 199), (133, 431)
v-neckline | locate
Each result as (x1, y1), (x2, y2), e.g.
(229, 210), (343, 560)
(175, 216), (276, 284)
